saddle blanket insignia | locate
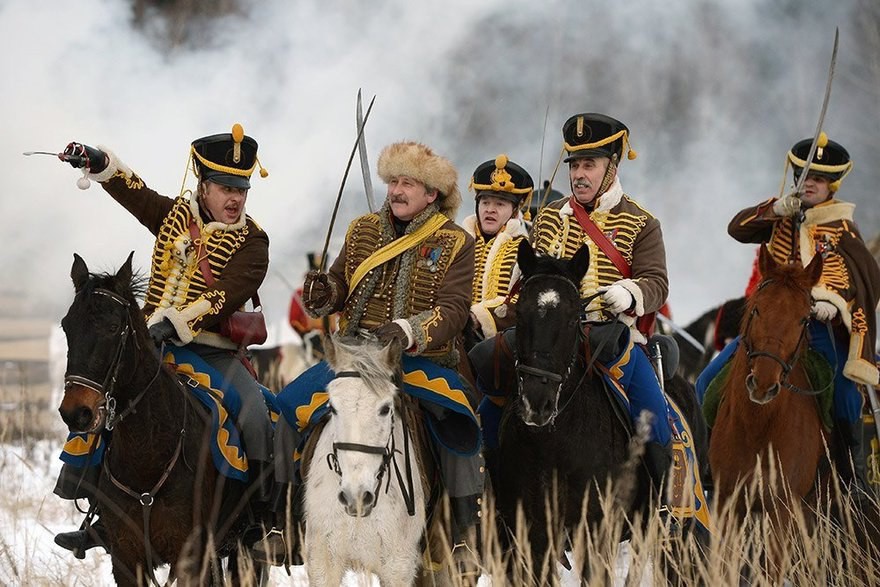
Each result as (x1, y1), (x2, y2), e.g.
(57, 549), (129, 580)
(59, 347), (279, 483)
(277, 355), (481, 456)
(601, 345), (713, 534)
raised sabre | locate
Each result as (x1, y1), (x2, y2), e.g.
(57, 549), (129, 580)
(319, 94), (377, 273)
(793, 28), (839, 200)
(356, 88), (376, 213)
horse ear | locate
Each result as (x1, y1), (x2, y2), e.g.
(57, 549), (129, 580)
(324, 334), (337, 369)
(758, 244), (777, 277)
(71, 253), (89, 292)
(518, 239), (536, 277)
(382, 337), (403, 371)
(570, 245), (591, 282)
(115, 251), (135, 286)
(805, 252), (824, 286)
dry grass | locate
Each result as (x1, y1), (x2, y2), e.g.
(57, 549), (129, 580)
(3, 391), (880, 586)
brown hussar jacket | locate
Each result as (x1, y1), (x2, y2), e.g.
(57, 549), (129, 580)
(729, 197), (880, 385)
(312, 201), (474, 369)
(530, 177), (668, 343)
(88, 148), (269, 349)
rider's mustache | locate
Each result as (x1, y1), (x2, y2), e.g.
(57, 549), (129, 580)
(573, 180), (591, 189)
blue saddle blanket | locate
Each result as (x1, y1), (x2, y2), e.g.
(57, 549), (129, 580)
(601, 338), (713, 534)
(276, 355), (480, 456)
(59, 347), (279, 482)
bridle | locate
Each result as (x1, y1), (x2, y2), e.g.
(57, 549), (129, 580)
(741, 278), (829, 396)
(63, 287), (162, 431)
(325, 370), (417, 516)
(515, 273), (603, 424)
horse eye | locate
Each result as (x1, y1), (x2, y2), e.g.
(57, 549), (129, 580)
(378, 405), (391, 417)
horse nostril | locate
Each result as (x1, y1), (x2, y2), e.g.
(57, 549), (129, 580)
(745, 373), (757, 394)
(338, 491), (348, 507)
(767, 383), (780, 398)
(75, 407), (94, 430)
(362, 491), (374, 508)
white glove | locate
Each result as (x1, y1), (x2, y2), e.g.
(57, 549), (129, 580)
(772, 192), (802, 217)
(598, 284), (633, 315)
(812, 300), (838, 322)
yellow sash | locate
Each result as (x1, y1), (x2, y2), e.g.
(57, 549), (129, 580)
(347, 213), (448, 300)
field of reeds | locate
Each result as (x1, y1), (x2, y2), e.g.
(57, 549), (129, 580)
(2, 378), (879, 586)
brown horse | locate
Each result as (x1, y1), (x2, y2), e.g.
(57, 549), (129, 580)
(58, 254), (258, 585)
(709, 245), (826, 575)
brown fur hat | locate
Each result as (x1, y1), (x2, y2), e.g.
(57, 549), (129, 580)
(377, 141), (461, 219)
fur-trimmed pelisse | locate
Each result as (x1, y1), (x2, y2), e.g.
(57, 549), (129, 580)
(377, 141), (461, 219)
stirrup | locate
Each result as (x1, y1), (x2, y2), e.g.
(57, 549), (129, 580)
(54, 521), (106, 559)
(251, 528), (288, 567)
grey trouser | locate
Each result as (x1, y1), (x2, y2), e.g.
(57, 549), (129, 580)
(189, 343), (274, 463)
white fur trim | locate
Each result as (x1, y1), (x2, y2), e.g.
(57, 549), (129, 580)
(810, 286), (851, 331)
(392, 318), (415, 349)
(613, 278), (645, 316)
(798, 201), (855, 265)
(188, 188), (247, 231)
(148, 299), (212, 345)
(462, 214), (479, 238)
(471, 299), (503, 339)
(557, 177), (624, 215)
(88, 147), (132, 183)
(594, 177), (624, 212)
(843, 356), (879, 386)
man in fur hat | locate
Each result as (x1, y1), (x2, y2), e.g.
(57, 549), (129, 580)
(262, 141), (483, 569)
(531, 112), (673, 487)
(53, 125), (275, 557)
(698, 133), (880, 495)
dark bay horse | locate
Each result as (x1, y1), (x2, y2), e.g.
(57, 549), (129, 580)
(709, 246), (826, 576)
(58, 254), (256, 585)
(495, 240), (707, 583)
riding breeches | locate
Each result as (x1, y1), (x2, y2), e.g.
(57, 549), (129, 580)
(189, 343), (274, 463)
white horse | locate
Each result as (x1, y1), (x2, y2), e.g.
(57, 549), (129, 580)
(304, 335), (427, 586)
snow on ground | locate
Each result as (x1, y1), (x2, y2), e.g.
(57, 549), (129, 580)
(0, 440), (640, 585)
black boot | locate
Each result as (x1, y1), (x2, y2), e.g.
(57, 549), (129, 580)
(251, 481), (304, 566)
(643, 441), (673, 493)
(832, 419), (872, 500)
(450, 494), (482, 581)
(54, 518), (107, 559)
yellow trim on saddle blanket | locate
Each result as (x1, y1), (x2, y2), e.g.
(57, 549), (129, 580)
(347, 213), (449, 297)
(667, 396), (713, 534)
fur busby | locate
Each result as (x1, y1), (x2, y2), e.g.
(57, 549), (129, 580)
(788, 132), (852, 192)
(377, 141), (461, 219)
(563, 113), (636, 163)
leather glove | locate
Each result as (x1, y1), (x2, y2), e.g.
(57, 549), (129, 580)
(372, 322), (408, 349)
(302, 270), (332, 311)
(598, 284), (634, 315)
(772, 192), (802, 217)
(63, 142), (108, 172)
(148, 319), (177, 346)
(812, 300), (838, 322)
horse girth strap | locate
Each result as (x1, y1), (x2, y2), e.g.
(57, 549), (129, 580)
(346, 213), (448, 299)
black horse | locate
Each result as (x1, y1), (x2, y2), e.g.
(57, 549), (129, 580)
(673, 296), (746, 383)
(58, 254), (261, 585)
(494, 240), (708, 583)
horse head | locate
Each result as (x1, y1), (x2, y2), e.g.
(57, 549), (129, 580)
(743, 245), (823, 404)
(514, 240), (590, 426)
(59, 252), (148, 433)
(323, 333), (403, 517)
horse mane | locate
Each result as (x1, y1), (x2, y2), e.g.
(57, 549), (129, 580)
(79, 269), (149, 304)
(745, 260), (813, 317)
(328, 336), (399, 400)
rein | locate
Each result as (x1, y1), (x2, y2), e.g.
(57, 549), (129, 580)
(742, 278), (832, 397)
(325, 370), (418, 516)
(515, 275), (607, 424)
